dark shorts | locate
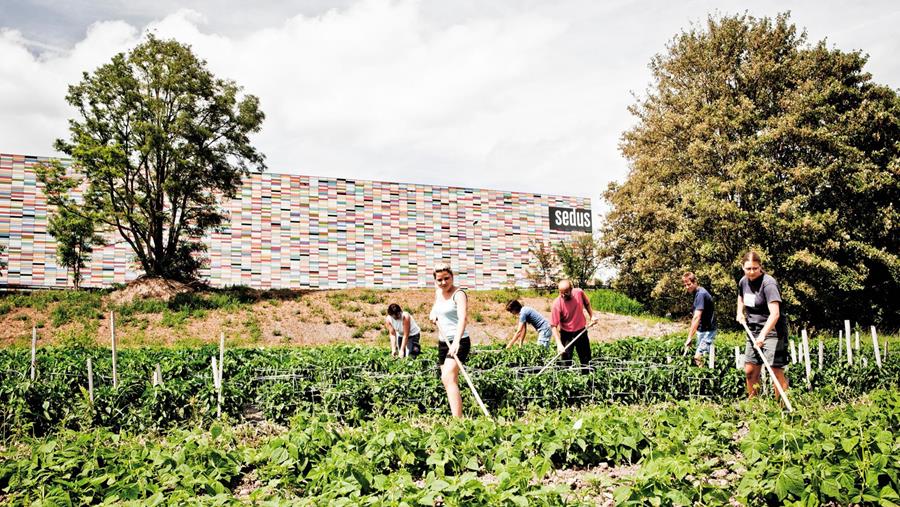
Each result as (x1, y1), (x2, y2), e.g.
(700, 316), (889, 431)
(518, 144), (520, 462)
(438, 337), (471, 365)
(744, 328), (789, 369)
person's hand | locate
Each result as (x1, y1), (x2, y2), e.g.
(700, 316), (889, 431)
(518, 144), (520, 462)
(590, 315), (600, 325)
(736, 314), (746, 326)
(556, 342), (566, 354)
(683, 338), (692, 350)
(391, 350), (398, 358)
(756, 338), (765, 349)
(449, 341), (460, 358)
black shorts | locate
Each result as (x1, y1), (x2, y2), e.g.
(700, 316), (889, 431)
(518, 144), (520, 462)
(438, 337), (471, 365)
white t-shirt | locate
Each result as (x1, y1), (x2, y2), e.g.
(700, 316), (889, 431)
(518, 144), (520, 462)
(387, 311), (421, 336)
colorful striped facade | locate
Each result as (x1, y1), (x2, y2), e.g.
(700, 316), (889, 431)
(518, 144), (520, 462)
(1, 153), (591, 289)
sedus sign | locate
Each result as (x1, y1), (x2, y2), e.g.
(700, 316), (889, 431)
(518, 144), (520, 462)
(549, 207), (592, 232)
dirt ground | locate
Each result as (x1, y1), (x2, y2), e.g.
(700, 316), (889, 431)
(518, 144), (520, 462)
(0, 287), (683, 348)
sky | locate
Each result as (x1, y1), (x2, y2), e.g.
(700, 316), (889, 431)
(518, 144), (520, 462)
(2, 0), (899, 215)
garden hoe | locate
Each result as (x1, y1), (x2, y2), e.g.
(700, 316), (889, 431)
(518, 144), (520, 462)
(537, 321), (597, 375)
(740, 321), (794, 412)
(439, 330), (492, 419)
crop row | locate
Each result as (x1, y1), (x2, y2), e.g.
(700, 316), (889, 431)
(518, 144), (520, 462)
(1, 336), (898, 437)
(2, 389), (898, 505)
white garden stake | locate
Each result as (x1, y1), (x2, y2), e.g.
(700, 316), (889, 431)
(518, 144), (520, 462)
(439, 330), (491, 418)
(741, 322), (793, 412)
(708, 343), (715, 369)
(838, 330), (843, 361)
(789, 340), (797, 364)
(156, 363), (163, 385)
(110, 311), (118, 388)
(86, 358), (94, 403)
(30, 326), (37, 381)
(211, 356), (222, 418)
(538, 321), (596, 375)
(871, 326), (882, 369)
(818, 338), (824, 370)
(802, 330), (811, 387)
(855, 329), (860, 352)
(844, 320), (853, 365)
(734, 346), (741, 369)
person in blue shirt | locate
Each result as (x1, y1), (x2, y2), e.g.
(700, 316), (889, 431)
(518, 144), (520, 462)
(504, 299), (553, 348)
(682, 272), (717, 367)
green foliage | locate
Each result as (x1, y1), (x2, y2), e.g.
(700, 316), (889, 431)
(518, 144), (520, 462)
(605, 12), (900, 328)
(526, 239), (559, 291)
(1, 389), (898, 505)
(1, 335), (897, 438)
(40, 34), (266, 282)
(554, 234), (603, 289)
(587, 289), (646, 316)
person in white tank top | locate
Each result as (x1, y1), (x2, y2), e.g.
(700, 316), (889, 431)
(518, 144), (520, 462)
(384, 303), (421, 358)
(429, 262), (471, 418)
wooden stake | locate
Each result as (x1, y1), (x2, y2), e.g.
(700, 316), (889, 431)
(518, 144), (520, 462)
(817, 338), (823, 370)
(844, 320), (853, 365)
(156, 363), (163, 385)
(211, 356), (222, 418)
(708, 343), (715, 369)
(219, 332), (225, 384)
(838, 330), (843, 361)
(30, 326), (37, 381)
(734, 346), (741, 369)
(871, 326), (882, 369)
(802, 330), (811, 387)
(854, 329), (860, 352)
(110, 311), (118, 388)
(790, 340), (797, 364)
(86, 358), (94, 403)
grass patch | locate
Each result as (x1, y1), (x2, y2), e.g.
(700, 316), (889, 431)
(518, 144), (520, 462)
(587, 289), (646, 316)
(48, 291), (104, 327)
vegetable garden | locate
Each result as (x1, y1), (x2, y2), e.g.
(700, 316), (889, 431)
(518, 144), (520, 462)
(1, 332), (899, 505)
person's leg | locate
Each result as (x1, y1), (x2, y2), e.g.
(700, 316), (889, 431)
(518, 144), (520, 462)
(695, 331), (713, 367)
(744, 363), (762, 398)
(441, 358), (463, 418)
(574, 329), (591, 367)
(771, 367), (789, 403)
(559, 331), (574, 365)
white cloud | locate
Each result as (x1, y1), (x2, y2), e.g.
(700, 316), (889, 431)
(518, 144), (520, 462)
(1, 0), (899, 214)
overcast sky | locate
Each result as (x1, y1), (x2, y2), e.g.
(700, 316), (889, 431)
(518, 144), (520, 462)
(2, 0), (899, 213)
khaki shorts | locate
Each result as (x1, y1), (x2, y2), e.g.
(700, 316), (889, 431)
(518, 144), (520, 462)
(744, 333), (789, 369)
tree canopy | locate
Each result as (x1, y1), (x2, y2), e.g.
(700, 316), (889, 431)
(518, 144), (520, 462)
(603, 13), (900, 328)
(40, 34), (266, 281)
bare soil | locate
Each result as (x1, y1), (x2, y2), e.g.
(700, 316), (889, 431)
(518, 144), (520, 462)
(0, 287), (682, 348)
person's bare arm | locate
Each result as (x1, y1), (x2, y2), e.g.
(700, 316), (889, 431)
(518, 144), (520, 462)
(400, 315), (411, 358)
(685, 309), (702, 348)
(506, 321), (526, 348)
(755, 301), (780, 348)
(385, 318), (398, 357)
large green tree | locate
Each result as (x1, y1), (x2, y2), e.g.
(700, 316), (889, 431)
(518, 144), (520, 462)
(604, 13), (899, 328)
(555, 234), (603, 289)
(40, 35), (265, 281)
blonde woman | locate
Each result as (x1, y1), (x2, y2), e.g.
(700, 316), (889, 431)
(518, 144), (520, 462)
(429, 263), (470, 418)
(737, 251), (789, 399)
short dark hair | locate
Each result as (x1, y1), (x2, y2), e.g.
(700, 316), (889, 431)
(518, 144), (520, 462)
(387, 303), (402, 317)
(682, 272), (697, 284)
(505, 299), (522, 314)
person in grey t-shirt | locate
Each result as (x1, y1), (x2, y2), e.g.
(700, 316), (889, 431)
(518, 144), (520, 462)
(504, 299), (553, 348)
(737, 251), (789, 400)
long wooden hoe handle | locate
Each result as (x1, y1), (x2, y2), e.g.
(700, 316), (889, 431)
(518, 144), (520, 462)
(439, 330), (491, 419)
(537, 322), (595, 376)
(741, 321), (794, 412)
